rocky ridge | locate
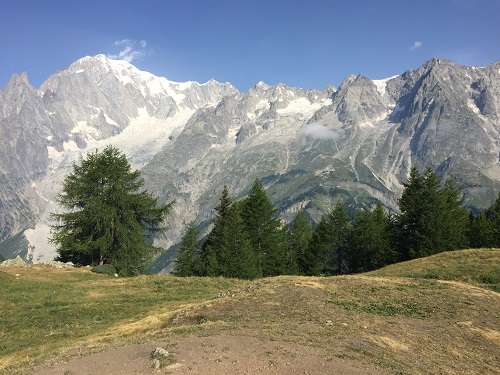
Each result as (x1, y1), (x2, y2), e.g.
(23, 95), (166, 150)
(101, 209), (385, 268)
(0, 56), (499, 268)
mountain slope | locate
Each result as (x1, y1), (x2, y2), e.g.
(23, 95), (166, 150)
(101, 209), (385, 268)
(142, 58), (500, 255)
(0, 55), (238, 261)
(0, 56), (499, 264)
(0, 73), (50, 242)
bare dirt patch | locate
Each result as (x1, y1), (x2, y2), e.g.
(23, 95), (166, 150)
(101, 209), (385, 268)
(31, 335), (388, 375)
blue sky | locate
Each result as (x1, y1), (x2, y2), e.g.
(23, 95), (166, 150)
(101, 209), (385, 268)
(1, 0), (499, 92)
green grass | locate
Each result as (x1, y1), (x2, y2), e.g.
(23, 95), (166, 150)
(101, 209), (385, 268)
(368, 248), (500, 292)
(0, 267), (241, 371)
(333, 299), (423, 317)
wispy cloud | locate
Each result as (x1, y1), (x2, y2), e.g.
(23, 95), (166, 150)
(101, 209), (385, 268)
(108, 39), (148, 62)
(409, 41), (423, 51)
(299, 123), (343, 140)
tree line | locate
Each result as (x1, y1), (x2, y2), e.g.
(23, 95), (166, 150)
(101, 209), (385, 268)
(174, 167), (499, 278)
(49, 146), (500, 277)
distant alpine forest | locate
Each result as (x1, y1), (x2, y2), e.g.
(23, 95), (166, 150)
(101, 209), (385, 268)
(174, 168), (500, 279)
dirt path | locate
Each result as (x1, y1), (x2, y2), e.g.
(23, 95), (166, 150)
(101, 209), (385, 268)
(32, 335), (389, 375)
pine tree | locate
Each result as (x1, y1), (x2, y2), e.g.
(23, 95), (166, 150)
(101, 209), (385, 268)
(396, 166), (425, 260)
(302, 200), (351, 276)
(396, 167), (468, 260)
(415, 168), (444, 257)
(50, 146), (173, 276)
(484, 192), (500, 247)
(348, 202), (394, 272)
(371, 202), (398, 268)
(440, 179), (469, 250)
(286, 209), (313, 275)
(199, 185), (232, 276)
(326, 199), (351, 275)
(173, 221), (201, 277)
(468, 212), (495, 248)
(303, 216), (331, 275)
(242, 179), (285, 277)
(218, 202), (259, 279)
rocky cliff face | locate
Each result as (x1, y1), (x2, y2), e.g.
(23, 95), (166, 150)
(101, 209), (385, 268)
(0, 73), (50, 241)
(0, 55), (238, 261)
(0, 56), (499, 265)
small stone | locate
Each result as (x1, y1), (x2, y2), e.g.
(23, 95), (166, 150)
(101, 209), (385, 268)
(153, 347), (170, 357)
(152, 358), (161, 369)
(0, 256), (27, 267)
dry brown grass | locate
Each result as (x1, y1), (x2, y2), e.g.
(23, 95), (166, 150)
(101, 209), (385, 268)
(167, 275), (500, 374)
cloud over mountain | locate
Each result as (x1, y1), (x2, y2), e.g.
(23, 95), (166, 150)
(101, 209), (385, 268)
(108, 39), (148, 62)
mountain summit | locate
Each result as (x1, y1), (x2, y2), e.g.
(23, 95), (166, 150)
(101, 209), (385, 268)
(0, 56), (499, 265)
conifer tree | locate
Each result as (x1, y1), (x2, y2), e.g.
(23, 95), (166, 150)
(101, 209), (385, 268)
(485, 192), (500, 247)
(286, 209), (313, 275)
(396, 167), (468, 260)
(50, 145), (173, 276)
(468, 212), (495, 248)
(371, 202), (398, 267)
(303, 216), (331, 275)
(440, 179), (469, 250)
(326, 199), (351, 274)
(242, 179), (285, 277)
(348, 202), (394, 272)
(396, 166), (425, 260)
(173, 221), (201, 276)
(218, 202), (260, 279)
(303, 200), (351, 275)
(199, 185), (232, 276)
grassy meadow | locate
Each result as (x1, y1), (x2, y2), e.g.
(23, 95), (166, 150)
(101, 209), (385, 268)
(0, 248), (499, 374)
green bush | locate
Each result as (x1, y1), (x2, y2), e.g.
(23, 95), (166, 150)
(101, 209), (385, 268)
(91, 264), (117, 276)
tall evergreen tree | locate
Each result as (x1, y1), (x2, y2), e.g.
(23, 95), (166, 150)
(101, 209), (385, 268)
(302, 216), (330, 275)
(440, 179), (469, 250)
(50, 145), (173, 276)
(325, 199), (351, 274)
(485, 192), (500, 247)
(242, 179), (285, 277)
(348, 202), (394, 272)
(468, 212), (495, 248)
(218, 202), (260, 279)
(396, 167), (468, 260)
(286, 209), (313, 275)
(173, 221), (201, 277)
(396, 166), (425, 260)
(413, 168), (444, 258)
(370, 202), (398, 268)
(301, 200), (351, 276)
(199, 185), (232, 276)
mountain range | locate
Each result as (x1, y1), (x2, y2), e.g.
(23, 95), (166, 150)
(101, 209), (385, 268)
(1, 55), (499, 269)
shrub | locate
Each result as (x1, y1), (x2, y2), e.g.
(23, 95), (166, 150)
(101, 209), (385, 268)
(91, 264), (117, 276)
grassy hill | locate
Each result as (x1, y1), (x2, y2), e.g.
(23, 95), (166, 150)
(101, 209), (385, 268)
(368, 248), (500, 292)
(1, 249), (499, 374)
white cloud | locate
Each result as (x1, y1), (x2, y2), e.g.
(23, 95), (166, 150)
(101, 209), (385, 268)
(108, 39), (148, 62)
(299, 123), (343, 140)
(410, 41), (423, 51)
